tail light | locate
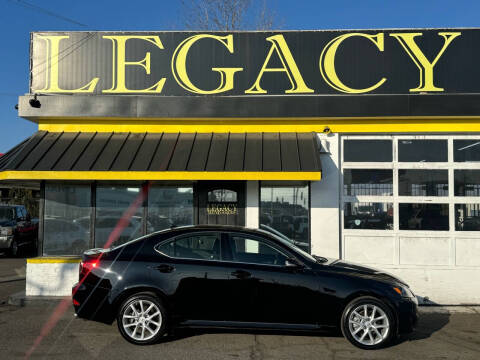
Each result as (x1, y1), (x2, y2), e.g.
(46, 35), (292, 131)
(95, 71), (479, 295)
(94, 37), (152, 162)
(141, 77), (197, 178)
(79, 259), (99, 279)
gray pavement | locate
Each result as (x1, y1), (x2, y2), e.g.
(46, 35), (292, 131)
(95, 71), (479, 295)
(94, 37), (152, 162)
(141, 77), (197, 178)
(0, 295), (479, 359)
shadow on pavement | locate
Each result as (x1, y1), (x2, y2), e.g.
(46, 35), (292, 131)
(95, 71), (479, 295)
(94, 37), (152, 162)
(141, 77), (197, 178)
(396, 311), (450, 345)
(164, 311), (450, 347)
(164, 327), (343, 344)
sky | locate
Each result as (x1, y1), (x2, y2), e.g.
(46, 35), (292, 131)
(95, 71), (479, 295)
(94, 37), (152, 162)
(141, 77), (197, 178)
(0, 0), (479, 152)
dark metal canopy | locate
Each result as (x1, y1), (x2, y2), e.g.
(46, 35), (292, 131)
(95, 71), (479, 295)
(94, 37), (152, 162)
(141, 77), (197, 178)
(0, 131), (321, 181)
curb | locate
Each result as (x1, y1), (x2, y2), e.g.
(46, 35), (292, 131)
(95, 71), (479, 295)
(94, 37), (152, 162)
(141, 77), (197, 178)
(418, 306), (480, 314)
(0, 276), (26, 284)
(7, 291), (69, 307)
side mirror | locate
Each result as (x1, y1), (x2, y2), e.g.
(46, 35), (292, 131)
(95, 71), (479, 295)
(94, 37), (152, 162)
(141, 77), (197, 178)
(285, 258), (303, 268)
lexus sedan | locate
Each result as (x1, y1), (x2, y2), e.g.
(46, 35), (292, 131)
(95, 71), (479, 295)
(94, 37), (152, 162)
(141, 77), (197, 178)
(72, 225), (418, 349)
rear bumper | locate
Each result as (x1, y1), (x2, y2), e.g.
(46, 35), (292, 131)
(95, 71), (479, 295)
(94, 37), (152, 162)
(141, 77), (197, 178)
(72, 282), (114, 324)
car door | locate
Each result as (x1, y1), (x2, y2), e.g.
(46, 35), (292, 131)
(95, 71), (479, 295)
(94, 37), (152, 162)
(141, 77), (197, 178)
(223, 232), (321, 325)
(151, 231), (231, 321)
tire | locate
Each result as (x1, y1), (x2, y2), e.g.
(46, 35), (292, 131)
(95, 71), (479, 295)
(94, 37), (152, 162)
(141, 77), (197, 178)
(341, 296), (396, 350)
(117, 293), (168, 345)
(9, 239), (19, 257)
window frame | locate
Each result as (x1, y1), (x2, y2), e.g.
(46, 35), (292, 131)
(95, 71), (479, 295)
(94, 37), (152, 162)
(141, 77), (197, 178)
(259, 181), (311, 253)
(154, 231), (223, 262)
(341, 134), (480, 238)
(223, 232), (296, 267)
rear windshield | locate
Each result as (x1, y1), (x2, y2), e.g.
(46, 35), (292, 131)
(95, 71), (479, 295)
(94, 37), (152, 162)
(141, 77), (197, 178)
(0, 208), (15, 221)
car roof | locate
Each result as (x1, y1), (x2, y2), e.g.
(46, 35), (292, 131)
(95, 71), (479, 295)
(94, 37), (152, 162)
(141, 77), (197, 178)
(166, 224), (267, 234)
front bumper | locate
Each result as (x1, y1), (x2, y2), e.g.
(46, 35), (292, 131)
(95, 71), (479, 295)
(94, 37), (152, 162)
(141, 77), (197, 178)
(0, 236), (13, 249)
(397, 297), (419, 334)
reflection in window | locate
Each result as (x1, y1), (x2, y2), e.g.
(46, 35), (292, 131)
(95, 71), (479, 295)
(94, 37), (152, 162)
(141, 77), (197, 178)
(208, 189), (237, 202)
(454, 170), (480, 196)
(455, 204), (480, 231)
(454, 140), (480, 162)
(399, 203), (449, 231)
(399, 170), (448, 196)
(157, 234), (220, 260)
(260, 185), (309, 251)
(95, 185), (143, 248)
(148, 187), (193, 232)
(229, 236), (288, 266)
(398, 140), (448, 162)
(344, 140), (392, 162)
(344, 169), (393, 196)
(344, 202), (393, 230)
(44, 184), (91, 255)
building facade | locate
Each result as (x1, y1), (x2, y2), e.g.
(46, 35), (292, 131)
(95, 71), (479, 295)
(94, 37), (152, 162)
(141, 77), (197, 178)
(1, 29), (480, 303)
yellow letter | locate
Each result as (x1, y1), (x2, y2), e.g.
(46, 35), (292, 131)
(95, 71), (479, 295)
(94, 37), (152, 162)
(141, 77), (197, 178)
(390, 32), (461, 92)
(103, 35), (166, 93)
(245, 35), (313, 94)
(319, 33), (386, 94)
(36, 35), (99, 93)
(171, 34), (242, 94)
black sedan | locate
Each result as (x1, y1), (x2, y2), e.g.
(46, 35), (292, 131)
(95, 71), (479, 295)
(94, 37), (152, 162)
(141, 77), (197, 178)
(72, 225), (418, 349)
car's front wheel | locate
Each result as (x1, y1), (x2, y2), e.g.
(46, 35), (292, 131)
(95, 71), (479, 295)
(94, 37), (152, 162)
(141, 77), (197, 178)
(117, 293), (167, 345)
(341, 296), (395, 349)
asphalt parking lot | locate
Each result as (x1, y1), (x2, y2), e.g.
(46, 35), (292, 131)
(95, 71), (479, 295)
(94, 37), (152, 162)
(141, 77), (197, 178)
(1, 254), (480, 359)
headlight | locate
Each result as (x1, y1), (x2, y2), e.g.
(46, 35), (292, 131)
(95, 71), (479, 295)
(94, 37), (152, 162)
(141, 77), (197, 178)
(393, 285), (415, 298)
(0, 227), (13, 236)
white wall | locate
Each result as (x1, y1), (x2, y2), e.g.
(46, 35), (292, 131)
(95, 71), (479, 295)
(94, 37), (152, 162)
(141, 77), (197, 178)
(343, 233), (480, 304)
(26, 261), (79, 296)
(310, 133), (341, 259)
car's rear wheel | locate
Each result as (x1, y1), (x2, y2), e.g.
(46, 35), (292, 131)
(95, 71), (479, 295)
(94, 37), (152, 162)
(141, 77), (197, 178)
(117, 293), (167, 345)
(341, 296), (395, 349)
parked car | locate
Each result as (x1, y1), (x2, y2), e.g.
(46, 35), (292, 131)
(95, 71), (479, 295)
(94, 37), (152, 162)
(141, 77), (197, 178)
(73, 225), (418, 349)
(0, 204), (38, 256)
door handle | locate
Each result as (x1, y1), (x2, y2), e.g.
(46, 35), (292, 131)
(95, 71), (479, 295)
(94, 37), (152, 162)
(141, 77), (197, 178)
(231, 270), (251, 279)
(154, 264), (175, 273)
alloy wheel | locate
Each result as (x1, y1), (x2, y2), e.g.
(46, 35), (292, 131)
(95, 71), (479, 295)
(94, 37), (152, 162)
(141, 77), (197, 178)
(348, 303), (390, 346)
(121, 299), (163, 341)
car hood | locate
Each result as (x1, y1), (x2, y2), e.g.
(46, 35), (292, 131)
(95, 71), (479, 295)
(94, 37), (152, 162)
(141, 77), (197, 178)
(0, 220), (15, 227)
(324, 259), (408, 286)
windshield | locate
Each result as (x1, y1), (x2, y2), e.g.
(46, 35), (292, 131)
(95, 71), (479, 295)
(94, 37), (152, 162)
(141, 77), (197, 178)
(0, 207), (15, 222)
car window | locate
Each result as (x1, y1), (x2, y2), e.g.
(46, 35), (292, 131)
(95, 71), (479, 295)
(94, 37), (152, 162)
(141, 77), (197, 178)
(16, 207), (24, 220)
(156, 233), (221, 261)
(228, 235), (289, 266)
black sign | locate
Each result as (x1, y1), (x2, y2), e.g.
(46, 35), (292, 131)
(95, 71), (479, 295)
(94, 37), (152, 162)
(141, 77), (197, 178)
(30, 29), (477, 96)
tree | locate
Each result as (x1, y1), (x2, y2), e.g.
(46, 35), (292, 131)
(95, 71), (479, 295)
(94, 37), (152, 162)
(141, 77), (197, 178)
(181, 0), (281, 31)
(8, 188), (39, 218)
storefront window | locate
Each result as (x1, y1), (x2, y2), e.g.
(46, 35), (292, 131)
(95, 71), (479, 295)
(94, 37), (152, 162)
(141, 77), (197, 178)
(454, 170), (480, 196)
(344, 202), (393, 230)
(260, 184), (309, 251)
(344, 169), (393, 196)
(44, 184), (91, 255)
(398, 140), (447, 162)
(455, 204), (480, 231)
(148, 187), (194, 233)
(399, 203), (449, 231)
(399, 170), (448, 196)
(95, 185), (143, 248)
(454, 140), (480, 162)
(344, 140), (392, 162)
